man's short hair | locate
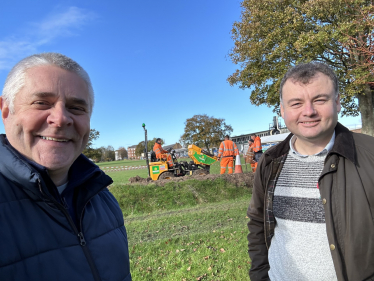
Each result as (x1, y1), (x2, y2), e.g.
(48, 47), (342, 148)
(251, 134), (256, 137)
(2, 53), (94, 115)
(225, 135), (230, 139)
(279, 62), (339, 104)
(156, 138), (162, 142)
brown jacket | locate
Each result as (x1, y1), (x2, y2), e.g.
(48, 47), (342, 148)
(247, 123), (374, 281)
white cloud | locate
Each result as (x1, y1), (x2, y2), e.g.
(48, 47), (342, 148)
(0, 7), (96, 70)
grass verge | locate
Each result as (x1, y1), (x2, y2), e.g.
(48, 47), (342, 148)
(110, 177), (252, 216)
(126, 198), (251, 281)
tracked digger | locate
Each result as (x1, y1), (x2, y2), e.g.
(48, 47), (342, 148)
(142, 124), (218, 180)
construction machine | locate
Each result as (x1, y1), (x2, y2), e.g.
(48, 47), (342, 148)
(142, 124), (218, 180)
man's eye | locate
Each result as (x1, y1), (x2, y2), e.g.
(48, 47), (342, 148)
(69, 106), (87, 113)
(315, 99), (326, 104)
(32, 101), (50, 107)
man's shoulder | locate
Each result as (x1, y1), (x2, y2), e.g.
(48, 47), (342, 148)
(353, 132), (374, 153)
(263, 143), (284, 158)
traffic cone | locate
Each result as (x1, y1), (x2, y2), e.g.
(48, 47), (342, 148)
(235, 155), (243, 173)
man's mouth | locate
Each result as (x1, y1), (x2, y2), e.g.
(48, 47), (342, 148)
(40, 136), (69, 142)
(300, 121), (319, 124)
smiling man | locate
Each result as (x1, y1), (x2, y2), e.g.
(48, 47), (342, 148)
(0, 53), (131, 281)
(247, 62), (374, 280)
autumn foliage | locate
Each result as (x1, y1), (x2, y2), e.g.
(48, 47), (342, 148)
(229, 0), (374, 135)
(180, 114), (233, 150)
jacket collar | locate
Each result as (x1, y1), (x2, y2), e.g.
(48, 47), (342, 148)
(0, 134), (112, 198)
(264, 122), (356, 164)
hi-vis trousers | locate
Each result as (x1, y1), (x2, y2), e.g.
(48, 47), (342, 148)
(220, 157), (234, 174)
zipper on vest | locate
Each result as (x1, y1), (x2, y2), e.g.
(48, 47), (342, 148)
(37, 179), (102, 281)
(78, 232), (87, 246)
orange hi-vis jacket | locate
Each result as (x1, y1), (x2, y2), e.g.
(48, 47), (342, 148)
(250, 136), (262, 153)
(153, 142), (174, 167)
(218, 140), (239, 158)
(153, 142), (168, 159)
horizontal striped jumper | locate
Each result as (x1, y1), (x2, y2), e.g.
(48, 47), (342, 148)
(268, 140), (337, 280)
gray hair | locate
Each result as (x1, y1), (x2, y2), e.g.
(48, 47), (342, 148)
(280, 62), (339, 104)
(2, 52), (94, 115)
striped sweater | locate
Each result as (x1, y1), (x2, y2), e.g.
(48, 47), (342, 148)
(268, 150), (337, 280)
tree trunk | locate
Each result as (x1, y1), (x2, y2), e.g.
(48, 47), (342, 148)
(357, 85), (374, 136)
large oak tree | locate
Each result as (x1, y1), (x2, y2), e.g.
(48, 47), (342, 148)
(228, 0), (374, 135)
(180, 114), (233, 150)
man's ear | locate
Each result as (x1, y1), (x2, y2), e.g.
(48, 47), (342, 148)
(280, 103), (285, 119)
(336, 94), (341, 114)
(0, 97), (10, 121)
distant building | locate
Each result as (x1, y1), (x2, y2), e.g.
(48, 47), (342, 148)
(115, 150), (128, 161)
(260, 133), (291, 151)
(173, 147), (189, 158)
(232, 116), (289, 153)
(127, 144), (139, 159)
(162, 143), (182, 151)
(115, 150), (121, 161)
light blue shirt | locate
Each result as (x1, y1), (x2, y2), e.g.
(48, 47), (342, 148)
(289, 131), (335, 158)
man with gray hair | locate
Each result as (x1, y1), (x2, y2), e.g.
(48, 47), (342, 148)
(247, 62), (374, 280)
(0, 53), (131, 280)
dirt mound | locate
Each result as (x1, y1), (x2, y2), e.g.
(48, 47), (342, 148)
(128, 172), (254, 187)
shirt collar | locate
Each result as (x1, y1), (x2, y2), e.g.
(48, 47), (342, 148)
(289, 131), (335, 158)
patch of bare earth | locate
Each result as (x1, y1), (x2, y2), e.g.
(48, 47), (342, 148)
(128, 172), (254, 188)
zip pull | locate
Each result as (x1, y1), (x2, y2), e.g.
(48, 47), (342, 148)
(78, 232), (86, 246)
(37, 178), (44, 196)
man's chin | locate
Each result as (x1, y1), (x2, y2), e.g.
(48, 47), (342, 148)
(36, 156), (75, 172)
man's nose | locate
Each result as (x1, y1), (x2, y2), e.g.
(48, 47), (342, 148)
(47, 105), (72, 127)
(303, 101), (317, 116)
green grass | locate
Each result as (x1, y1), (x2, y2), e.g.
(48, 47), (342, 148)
(107, 169), (149, 184)
(110, 175), (253, 280)
(126, 198), (251, 280)
(111, 177), (252, 216)
(106, 155), (254, 279)
(97, 159), (148, 168)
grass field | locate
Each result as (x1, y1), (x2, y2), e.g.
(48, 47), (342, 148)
(110, 177), (253, 280)
(126, 199), (250, 280)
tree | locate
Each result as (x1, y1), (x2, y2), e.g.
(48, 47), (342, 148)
(118, 146), (128, 159)
(82, 129), (101, 161)
(180, 114), (233, 150)
(83, 148), (102, 162)
(135, 138), (162, 157)
(228, 0), (374, 136)
(99, 145), (115, 162)
(85, 129), (100, 149)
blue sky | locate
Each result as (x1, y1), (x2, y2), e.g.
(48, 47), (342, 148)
(0, 1), (362, 149)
